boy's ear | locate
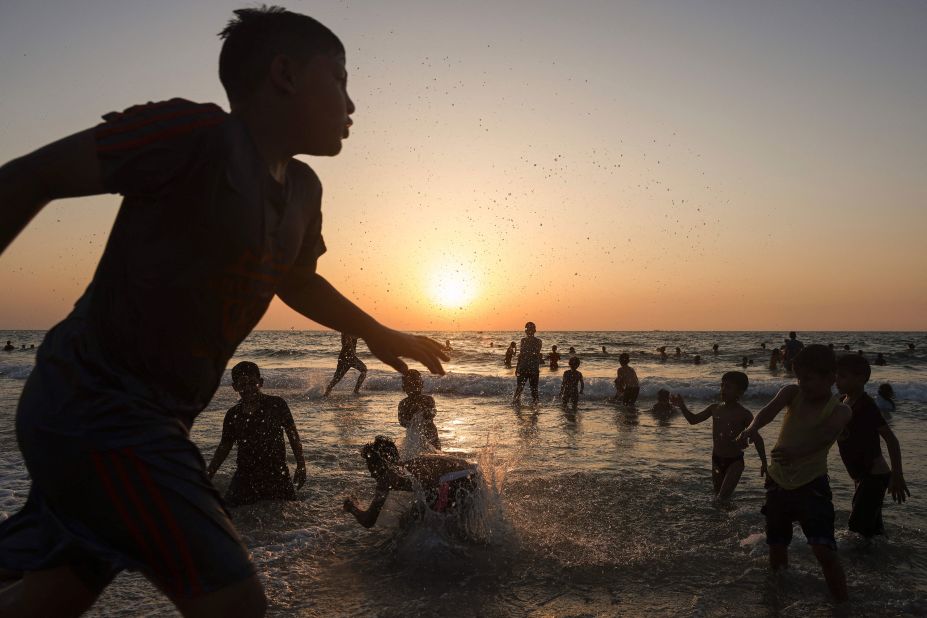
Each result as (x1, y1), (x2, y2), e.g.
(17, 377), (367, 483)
(269, 54), (300, 95)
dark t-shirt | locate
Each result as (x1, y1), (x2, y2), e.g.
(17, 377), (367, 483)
(37, 99), (326, 426)
(561, 369), (582, 392)
(517, 336), (542, 372)
(398, 394), (436, 427)
(837, 393), (887, 480)
(222, 394), (295, 479)
(783, 339), (804, 360)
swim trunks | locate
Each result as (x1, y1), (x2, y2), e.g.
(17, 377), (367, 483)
(848, 472), (891, 538)
(762, 475), (836, 550)
(711, 452), (744, 483)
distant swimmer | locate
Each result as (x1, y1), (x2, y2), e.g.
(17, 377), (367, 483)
(613, 353), (640, 405)
(693, 354), (702, 365)
(602, 346), (608, 355)
(324, 332), (368, 396)
(741, 356), (753, 368)
(504, 341), (517, 368)
(343, 436), (479, 528)
(675, 347), (682, 357)
(657, 346), (668, 361)
(857, 349), (864, 356)
(548, 345), (561, 371)
(761, 342), (767, 350)
(2, 340), (13, 352)
(444, 339), (453, 351)
(207, 362), (306, 506)
(843, 344), (851, 351)
(908, 343), (916, 350)
(782, 331), (804, 372)
(649, 389), (676, 417)
(874, 352), (886, 366)
(712, 343), (719, 355)
(397, 369), (440, 454)
(512, 322), (543, 405)
(568, 346), (576, 355)
(559, 356), (584, 410)
(673, 371), (767, 501)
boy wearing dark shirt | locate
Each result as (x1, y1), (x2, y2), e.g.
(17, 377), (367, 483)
(559, 357), (584, 410)
(0, 8), (447, 616)
(207, 362), (305, 506)
(835, 355), (909, 538)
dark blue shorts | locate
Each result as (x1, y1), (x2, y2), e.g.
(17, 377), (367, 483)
(0, 359), (255, 598)
(762, 475), (836, 550)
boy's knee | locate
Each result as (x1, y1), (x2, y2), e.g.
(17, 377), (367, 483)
(811, 544), (839, 565)
(172, 575), (266, 618)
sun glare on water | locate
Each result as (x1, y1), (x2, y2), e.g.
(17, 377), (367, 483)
(428, 263), (478, 309)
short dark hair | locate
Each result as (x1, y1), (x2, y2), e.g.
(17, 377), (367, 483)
(836, 354), (871, 381)
(657, 388), (670, 400)
(618, 353), (630, 364)
(231, 361), (260, 380)
(568, 356), (580, 369)
(360, 436), (399, 478)
(792, 344), (836, 377)
(218, 6), (344, 105)
(722, 371), (749, 392)
(402, 369), (423, 392)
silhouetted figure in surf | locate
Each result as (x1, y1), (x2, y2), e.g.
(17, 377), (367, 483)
(693, 354), (702, 365)
(649, 389), (676, 417)
(657, 346), (668, 361)
(548, 345), (561, 371)
(712, 343), (719, 355)
(0, 8), (448, 615)
(675, 346), (682, 357)
(512, 322), (542, 405)
(504, 341), (516, 367)
(207, 362), (305, 506)
(443, 339), (452, 351)
(613, 353), (640, 405)
(343, 436), (478, 527)
(324, 332), (368, 395)
(397, 369), (440, 454)
(559, 356), (584, 410)
(769, 348), (782, 371)
(908, 343), (916, 350)
(782, 331), (804, 372)
(874, 352), (886, 366)
(2, 341), (13, 352)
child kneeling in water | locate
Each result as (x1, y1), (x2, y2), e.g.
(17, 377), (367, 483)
(343, 436), (478, 528)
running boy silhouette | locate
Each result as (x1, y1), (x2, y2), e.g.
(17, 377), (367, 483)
(739, 345), (852, 604)
(207, 362), (306, 506)
(324, 332), (368, 395)
(0, 8), (447, 616)
(673, 372), (767, 500)
(559, 357), (584, 410)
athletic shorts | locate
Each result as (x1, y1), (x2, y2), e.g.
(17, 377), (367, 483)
(621, 387), (640, 405)
(848, 473), (890, 538)
(762, 475), (836, 550)
(0, 361), (255, 598)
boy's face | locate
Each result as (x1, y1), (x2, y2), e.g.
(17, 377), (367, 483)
(796, 371), (835, 400)
(719, 380), (744, 403)
(289, 52), (355, 156)
(835, 370), (866, 395)
(232, 371), (262, 397)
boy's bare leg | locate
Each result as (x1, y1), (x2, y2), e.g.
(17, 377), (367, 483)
(717, 459), (745, 500)
(169, 574), (266, 618)
(353, 370), (367, 394)
(0, 566), (99, 618)
(769, 544), (788, 570)
(811, 544), (848, 603)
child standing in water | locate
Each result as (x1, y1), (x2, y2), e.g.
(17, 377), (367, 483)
(834, 355), (909, 539)
(739, 345), (852, 604)
(559, 357), (584, 410)
(613, 353), (640, 405)
(397, 370), (440, 454)
(548, 345), (561, 371)
(673, 372), (767, 500)
(504, 341), (517, 368)
(512, 322), (543, 405)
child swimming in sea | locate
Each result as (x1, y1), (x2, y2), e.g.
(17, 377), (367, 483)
(398, 370), (440, 455)
(649, 389), (676, 417)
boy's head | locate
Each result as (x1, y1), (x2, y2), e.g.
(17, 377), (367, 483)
(510, 341), (516, 348)
(524, 322), (536, 336)
(360, 436), (399, 479)
(878, 383), (895, 400)
(835, 354), (871, 394)
(402, 369), (423, 394)
(792, 344), (836, 399)
(552, 345), (558, 351)
(720, 371), (748, 402)
(618, 353), (630, 365)
(219, 7), (353, 156)
(568, 356), (580, 369)
(231, 361), (263, 396)
(789, 331), (797, 340)
(657, 388), (670, 403)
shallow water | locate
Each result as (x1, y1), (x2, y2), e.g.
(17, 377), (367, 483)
(1, 330), (925, 616)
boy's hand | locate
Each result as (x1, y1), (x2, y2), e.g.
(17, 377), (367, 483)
(771, 445), (798, 465)
(889, 473), (910, 503)
(736, 426), (758, 445)
(364, 327), (448, 375)
(760, 461), (768, 478)
(293, 464), (306, 489)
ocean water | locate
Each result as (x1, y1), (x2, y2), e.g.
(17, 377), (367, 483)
(1, 330), (925, 616)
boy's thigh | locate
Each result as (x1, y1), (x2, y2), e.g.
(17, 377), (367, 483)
(0, 565), (100, 618)
(848, 474), (889, 536)
(169, 572), (266, 618)
(795, 477), (837, 549)
(762, 481), (796, 546)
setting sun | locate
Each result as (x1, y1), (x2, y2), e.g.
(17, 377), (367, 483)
(427, 262), (478, 309)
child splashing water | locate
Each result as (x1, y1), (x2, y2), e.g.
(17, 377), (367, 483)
(398, 370), (440, 456)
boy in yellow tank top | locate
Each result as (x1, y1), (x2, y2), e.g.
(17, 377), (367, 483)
(739, 345), (852, 604)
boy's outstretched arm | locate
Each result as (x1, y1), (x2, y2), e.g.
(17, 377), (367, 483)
(878, 425), (910, 503)
(207, 438), (234, 479)
(284, 419), (307, 489)
(738, 385), (799, 443)
(278, 273), (448, 375)
(0, 129), (105, 255)
(670, 394), (712, 425)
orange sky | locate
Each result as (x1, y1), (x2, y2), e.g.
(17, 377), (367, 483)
(1, 1), (926, 331)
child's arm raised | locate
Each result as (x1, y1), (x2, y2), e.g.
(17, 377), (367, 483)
(738, 384), (799, 443)
(878, 425), (910, 503)
(1, 129), (105, 255)
(670, 394), (713, 425)
(278, 273), (448, 376)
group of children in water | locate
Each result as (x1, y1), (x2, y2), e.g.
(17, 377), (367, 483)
(209, 327), (910, 607)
